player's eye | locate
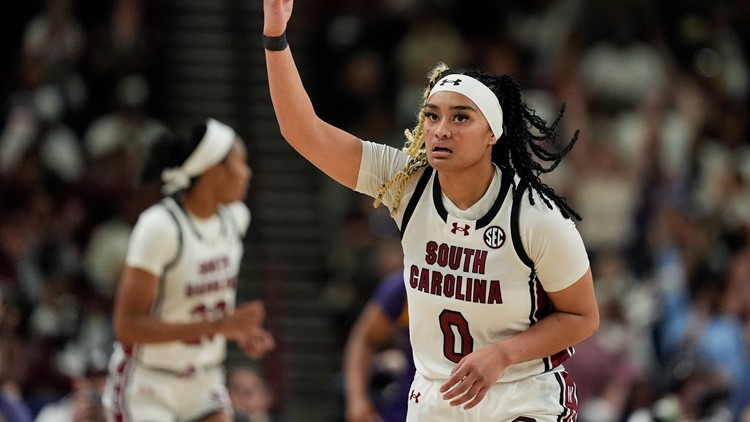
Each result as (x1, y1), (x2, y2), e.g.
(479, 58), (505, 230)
(424, 111), (439, 121)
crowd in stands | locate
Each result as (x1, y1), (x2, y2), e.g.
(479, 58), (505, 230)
(311, 1), (750, 421)
(1, 0), (748, 421)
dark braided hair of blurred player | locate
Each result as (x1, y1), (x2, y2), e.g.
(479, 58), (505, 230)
(374, 63), (581, 220)
(140, 123), (211, 190)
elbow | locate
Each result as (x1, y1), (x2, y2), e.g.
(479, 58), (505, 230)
(113, 320), (129, 344)
(586, 309), (600, 339)
(278, 114), (321, 144)
(113, 314), (137, 345)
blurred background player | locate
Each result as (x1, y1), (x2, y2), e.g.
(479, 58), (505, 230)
(343, 269), (414, 422)
(101, 119), (274, 422)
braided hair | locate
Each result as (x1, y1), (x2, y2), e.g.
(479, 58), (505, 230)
(140, 122), (209, 188)
(374, 63), (581, 220)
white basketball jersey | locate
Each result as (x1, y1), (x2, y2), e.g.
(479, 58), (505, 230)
(124, 197), (244, 371)
(400, 167), (573, 382)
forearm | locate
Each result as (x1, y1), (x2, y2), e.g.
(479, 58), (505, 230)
(493, 309), (598, 367)
(264, 46), (317, 146)
(114, 315), (226, 345)
(343, 333), (375, 400)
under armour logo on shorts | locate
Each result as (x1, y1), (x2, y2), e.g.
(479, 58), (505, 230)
(409, 389), (421, 403)
(439, 78), (462, 86)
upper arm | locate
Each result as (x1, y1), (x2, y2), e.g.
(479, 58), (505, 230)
(520, 197), (597, 326)
(125, 206), (179, 275)
(359, 304), (397, 348)
(522, 198), (590, 293)
(113, 266), (159, 339)
(547, 268), (598, 323)
(288, 120), (363, 189)
(114, 206), (178, 339)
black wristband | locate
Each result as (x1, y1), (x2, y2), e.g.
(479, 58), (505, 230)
(263, 32), (288, 51)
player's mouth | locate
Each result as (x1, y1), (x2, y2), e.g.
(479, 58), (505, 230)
(431, 144), (452, 157)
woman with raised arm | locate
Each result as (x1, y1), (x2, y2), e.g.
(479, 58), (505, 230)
(263, 1), (598, 420)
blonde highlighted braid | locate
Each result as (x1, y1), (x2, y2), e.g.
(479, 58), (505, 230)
(374, 63), (450, 216)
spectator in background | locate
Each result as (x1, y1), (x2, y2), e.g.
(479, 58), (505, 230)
(227, 363), (279, 422)
(81, 74), (168, 298)
(20, 0), (87, 128)
(0, 287), (33, 422)
(34, 349), (109, 422)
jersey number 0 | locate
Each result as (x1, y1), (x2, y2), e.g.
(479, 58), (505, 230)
(439, 309), (474, 363)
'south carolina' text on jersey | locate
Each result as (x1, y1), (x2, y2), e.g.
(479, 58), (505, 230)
(186, 255), (238, 297)
(408, 241), (503, 304)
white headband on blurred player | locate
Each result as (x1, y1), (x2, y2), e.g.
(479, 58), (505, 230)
(161, 118), (236, 195)
(430, 74), (504, 139)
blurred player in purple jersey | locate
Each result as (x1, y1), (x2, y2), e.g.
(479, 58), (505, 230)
(344, 270), (413, 422)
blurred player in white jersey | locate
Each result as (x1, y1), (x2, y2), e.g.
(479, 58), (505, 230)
(102, 119), (275, 422)
(262, 1), (599, 420)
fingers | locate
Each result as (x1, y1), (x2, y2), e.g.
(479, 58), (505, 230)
(440, 374), (488, 409)
(439, 364), (466, 396)
(237, 300), (265, 314)
(440, 365), (493, 410)
(238, 328), (275, 358)
(263, 0), (293, 35)
(218, 302), (267, 339)
(439, 372), (468, 400)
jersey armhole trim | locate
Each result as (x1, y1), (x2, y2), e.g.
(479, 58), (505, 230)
(218, 204), (242, 240)
(511, 180), (534, 269)
(400, 167), (433, 239)
(160, 198), (184, 272)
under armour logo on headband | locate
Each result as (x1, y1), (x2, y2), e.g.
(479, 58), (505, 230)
(439, 78), (462, 86)
(431, 74), (504, 139)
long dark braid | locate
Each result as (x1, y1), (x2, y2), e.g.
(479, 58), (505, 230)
(490, 72), (581, 220)
(375, 64), (581, 220)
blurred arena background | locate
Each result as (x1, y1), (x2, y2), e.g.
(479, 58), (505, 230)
(1, 0), (749, 420)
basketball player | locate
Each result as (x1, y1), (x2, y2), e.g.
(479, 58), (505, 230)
(344, 270), (413, 422)
(102, 119), (275, 422)
(262, 1), (598, 420)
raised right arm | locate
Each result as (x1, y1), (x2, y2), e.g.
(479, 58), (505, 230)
(263, 0), (363, 189)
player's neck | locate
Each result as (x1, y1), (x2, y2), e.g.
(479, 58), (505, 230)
(437, 165), (495, 210)
(182, 190), (218, 219)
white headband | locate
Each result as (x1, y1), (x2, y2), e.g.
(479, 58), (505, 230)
(161, 118), (236, 195)
(430, 74), (504, 139)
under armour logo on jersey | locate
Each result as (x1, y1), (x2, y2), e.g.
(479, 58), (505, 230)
(409, 390), (421, 403)
(451, 222), (470, 236)
(439, 78), (462, 86)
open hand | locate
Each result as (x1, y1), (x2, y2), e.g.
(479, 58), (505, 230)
(237, 327), (276, 358)
(438, 343), (508, 409)
(263, 0), (294, 36)
(219, 300), (266, 340)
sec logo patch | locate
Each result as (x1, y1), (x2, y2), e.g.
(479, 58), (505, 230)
(483, 226), (505, 249)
